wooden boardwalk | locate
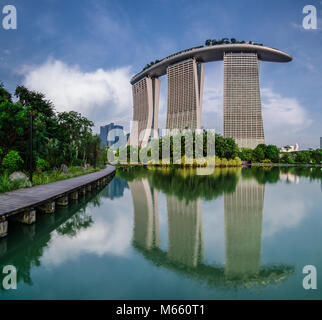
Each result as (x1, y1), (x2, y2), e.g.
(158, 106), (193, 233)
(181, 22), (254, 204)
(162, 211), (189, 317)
(0, 165), (115, 217)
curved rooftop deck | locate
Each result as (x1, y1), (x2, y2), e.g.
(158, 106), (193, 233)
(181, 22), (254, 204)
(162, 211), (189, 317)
(131, 44), (292, 84)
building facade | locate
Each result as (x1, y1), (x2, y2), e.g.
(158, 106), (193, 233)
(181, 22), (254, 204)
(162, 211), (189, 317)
(129, 76), (160, 146)
(223, 53), (265, 149)
(166, 58), (204, 130)
(129, 44), (291, 148)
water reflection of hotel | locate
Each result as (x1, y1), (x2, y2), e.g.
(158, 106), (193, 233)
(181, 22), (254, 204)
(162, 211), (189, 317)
(224, 178), (264, 277)
(128, 174), (292, 287)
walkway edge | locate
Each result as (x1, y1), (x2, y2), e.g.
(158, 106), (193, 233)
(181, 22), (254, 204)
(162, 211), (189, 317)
(0, 165), (115, 217)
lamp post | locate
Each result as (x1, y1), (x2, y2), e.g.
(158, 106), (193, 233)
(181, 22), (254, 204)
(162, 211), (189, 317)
(29, 111), (33, 183)
(93, 141), (97, 169)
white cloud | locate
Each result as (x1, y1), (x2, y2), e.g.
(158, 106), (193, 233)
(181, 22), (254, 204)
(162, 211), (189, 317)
(262, 180), (316, 238)
(261, 87), (312, 138)
(41, 198), (133, 267)
(20, 59), (133, 132)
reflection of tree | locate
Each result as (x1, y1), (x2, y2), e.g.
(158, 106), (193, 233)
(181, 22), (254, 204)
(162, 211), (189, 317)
(243, 166), (322, 185)
(0, 227), (51, 287)
(243, 167), (280, 184)
(282, 167), (322, 182)
(88, 193), (102, 207)
(118, 166), (241, 202)
(56, 208), (93, 238)
(0, 185), (105, 291)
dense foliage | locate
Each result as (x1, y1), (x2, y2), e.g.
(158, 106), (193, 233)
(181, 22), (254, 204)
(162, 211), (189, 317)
(238, 143), (321, 164)
(111, 131), (240, 166)
(238, 144), (280, 163)
(0, 82), (106, 176)
(205, 38), (263, 46)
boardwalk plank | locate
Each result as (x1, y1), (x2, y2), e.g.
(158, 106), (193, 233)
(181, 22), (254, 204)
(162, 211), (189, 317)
(0, 166), (115, 216)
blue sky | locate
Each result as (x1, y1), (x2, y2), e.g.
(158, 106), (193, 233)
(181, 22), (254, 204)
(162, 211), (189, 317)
(0, 0), (321, 148)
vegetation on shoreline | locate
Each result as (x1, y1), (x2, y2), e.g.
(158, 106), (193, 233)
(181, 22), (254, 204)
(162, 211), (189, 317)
(238, 144), (322, 165)
(0, 166), (100, 193)
(108, 131), (242, 167)
(0, 82), (107, 193)
(0, 82), (106, 173)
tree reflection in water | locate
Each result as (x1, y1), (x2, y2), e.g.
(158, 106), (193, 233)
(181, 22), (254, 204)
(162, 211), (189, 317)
(0, 186), (105, 290)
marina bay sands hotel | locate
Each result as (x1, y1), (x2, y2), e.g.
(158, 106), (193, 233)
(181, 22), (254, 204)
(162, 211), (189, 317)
(129, 43), (292, 148)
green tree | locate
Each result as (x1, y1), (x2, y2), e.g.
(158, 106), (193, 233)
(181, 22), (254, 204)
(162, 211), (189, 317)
(252, 145), (266, 162)
(0, 96), (29, 160)
(15, 86), (56, 118)
(239, 148), (253, 161)
(214, 134), (238, 159)
(265, 145), (280, 162)
(57, 111), (94, 165)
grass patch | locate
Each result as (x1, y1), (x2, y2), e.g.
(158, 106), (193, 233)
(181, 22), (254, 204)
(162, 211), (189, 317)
(0, 166), (101, 193)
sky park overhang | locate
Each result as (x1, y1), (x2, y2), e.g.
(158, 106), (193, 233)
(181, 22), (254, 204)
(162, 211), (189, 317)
(130, 44), (292, 85)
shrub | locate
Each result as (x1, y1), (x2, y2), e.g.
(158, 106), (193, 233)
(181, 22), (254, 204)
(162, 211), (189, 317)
(234, 157), (242, 166)
(73, 158), (85, 166)
(1, 150), (24, 174)
(0, 172), (12, 193)
(36, 158), (50, 172)
(228, 159), (236, 167)
(215, 157), (222, 166)
(221, 158), (228, 167)
(11, 178), (32, 189)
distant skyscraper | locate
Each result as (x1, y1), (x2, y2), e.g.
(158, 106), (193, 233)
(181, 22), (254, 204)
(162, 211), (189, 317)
(99, 123), (126, 148)
(320, 137), (322, 149)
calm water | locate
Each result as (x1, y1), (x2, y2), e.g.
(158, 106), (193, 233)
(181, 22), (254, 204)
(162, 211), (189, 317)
(0, 166), (322, 299)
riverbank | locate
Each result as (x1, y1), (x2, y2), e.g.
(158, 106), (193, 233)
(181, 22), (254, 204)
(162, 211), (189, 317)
(251, 163), (322, 167)
(0, 165), (116, 238)
(0, 166), (103, 194)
